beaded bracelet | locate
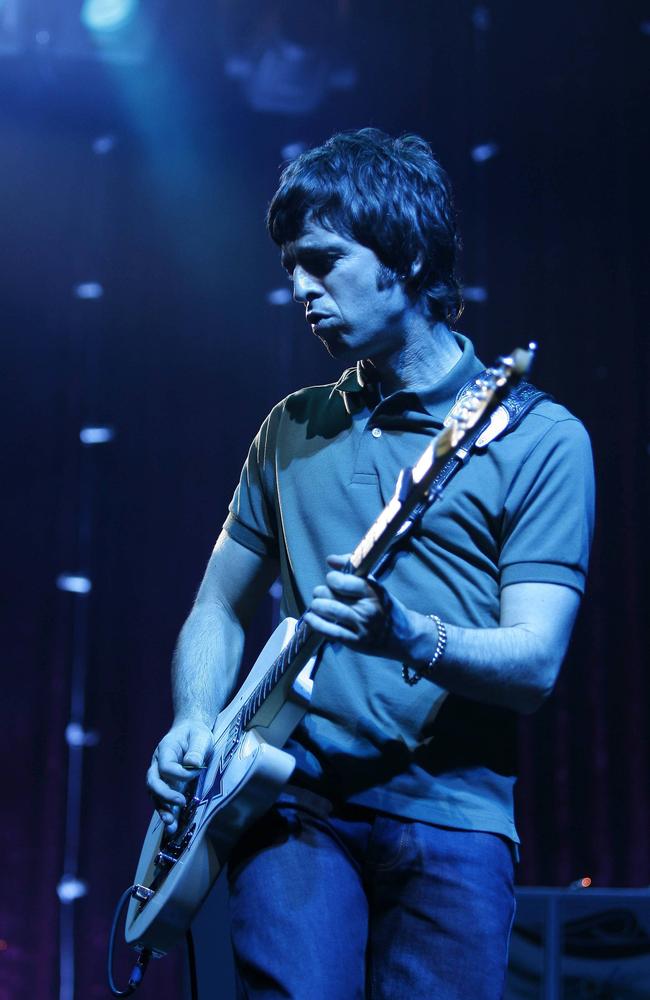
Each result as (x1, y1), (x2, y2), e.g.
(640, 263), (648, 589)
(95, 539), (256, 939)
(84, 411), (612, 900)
(402, 614), (447, 686)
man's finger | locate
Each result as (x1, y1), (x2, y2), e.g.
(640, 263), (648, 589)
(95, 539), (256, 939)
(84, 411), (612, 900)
(146, 765), (187, 807)
(326, 570), (370, 597)
(155, 727), (212, 772)
(326, 553), (351, 567)
(182, 733), (213, 770)
(158, 760), (204, 782)
(304, 610), (358, 643)
(310, 598), (357, 628)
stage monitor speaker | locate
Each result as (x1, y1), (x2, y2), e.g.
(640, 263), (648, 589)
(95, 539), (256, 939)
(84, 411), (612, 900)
(506, 887), (650, 1000)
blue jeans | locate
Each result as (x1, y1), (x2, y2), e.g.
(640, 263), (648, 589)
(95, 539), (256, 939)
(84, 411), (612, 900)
(227, 795), (515, 999)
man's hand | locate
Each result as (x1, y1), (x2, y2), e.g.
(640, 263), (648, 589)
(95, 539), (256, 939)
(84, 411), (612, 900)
(304, 553), (417, 660)
(146, 718), (214, 835)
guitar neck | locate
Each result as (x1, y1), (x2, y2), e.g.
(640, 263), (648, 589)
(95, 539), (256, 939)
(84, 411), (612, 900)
(347, 443), (440, 578)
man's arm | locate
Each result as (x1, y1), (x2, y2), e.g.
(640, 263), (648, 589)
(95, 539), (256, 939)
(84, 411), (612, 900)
(146, 530), (278, 831)
(307, 556), (581, 714)
(409, 580), (581, 713)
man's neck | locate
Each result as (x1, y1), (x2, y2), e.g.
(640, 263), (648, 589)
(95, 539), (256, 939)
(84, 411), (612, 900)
(371, 321), (463, 397)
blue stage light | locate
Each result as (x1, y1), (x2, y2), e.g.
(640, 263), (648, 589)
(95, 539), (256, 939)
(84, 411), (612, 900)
(471, 141), (500, 163)
(463, 285), (488, 303)
(65, 723), (100, 747)
(73, 282), (104, 299)
(281, 142), (307, 161)
(80, 426), (115, 445)
(266, 288), (292, 306)
(92, 134), (117, 155)
(56, 574), (92, 594)
(57, 876), (88, 903)
(80, 0), (138, 34)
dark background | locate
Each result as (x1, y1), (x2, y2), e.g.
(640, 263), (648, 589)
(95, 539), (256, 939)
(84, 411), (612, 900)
(2, 1), (648, 997)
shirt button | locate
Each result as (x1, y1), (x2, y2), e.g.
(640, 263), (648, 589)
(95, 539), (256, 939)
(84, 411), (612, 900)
(371, 427), (382, 438)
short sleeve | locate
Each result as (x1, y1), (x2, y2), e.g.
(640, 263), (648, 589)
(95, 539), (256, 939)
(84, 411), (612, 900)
(223, 406), (281, 559)
(499, 417), (595, 593)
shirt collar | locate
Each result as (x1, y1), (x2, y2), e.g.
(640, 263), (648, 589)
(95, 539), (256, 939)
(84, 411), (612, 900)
(331, 333), (485, 419)
(329, 359), (380, 414)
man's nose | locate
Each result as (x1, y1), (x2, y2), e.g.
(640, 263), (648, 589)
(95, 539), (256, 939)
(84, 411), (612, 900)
(292, 265), (322, 304)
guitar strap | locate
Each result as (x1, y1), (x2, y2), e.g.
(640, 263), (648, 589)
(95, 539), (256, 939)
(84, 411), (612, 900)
(371, 373), (551, 576)
(442, 370), (551, 471)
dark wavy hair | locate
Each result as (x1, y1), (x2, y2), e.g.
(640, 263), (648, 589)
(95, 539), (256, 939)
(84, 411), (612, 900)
(267, 128), (463, 326)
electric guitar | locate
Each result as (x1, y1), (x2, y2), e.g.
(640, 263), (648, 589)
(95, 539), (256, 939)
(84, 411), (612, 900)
(124, 345), (534, 957)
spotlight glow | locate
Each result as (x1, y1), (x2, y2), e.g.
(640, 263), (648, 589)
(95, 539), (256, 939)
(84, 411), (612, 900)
(65, 723), (100, 747)
(57, 876), (88, 903)
(281, 142), (306, 161)
(92, 134), (116, 155)
(471, 142), (500, 163)
(266, 288), (292, 306)
(80, 426), (115, 445)
(81, 0), (138, 34)
(74, 282), (104, 300)
(463, 285), (488, 303)
(56, 574), (92, 594)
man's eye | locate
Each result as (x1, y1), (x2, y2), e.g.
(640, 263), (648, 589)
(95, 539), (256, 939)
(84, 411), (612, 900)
(303, 253), (339, 277)
(282, 250), (341, 280)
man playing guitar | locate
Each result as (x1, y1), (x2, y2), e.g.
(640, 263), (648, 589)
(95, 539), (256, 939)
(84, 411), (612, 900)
(146, 129), (594, 998)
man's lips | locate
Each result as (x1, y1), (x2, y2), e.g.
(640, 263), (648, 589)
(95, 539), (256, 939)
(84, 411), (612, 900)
(306, 312), (330, 325)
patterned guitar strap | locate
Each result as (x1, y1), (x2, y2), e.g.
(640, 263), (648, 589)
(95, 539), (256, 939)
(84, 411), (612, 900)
(434, 372), (551, 490)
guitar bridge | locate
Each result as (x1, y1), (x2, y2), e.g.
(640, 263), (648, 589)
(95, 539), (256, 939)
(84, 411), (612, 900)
(155, 822), (197, 873)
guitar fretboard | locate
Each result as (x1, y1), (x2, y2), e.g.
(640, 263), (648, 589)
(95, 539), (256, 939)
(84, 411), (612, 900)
(242, 617), (320, 730)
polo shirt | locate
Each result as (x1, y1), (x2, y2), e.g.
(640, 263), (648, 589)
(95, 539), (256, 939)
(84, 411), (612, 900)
(224, 334), (595, 842)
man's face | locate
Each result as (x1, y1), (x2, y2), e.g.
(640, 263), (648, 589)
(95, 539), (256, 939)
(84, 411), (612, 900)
(281, 220), (410, 364)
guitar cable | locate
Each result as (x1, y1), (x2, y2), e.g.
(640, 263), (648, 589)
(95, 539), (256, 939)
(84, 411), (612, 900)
(107, 885), (200, 999)
(186, 928), (199, 1000)
(107, 886), (152, 996)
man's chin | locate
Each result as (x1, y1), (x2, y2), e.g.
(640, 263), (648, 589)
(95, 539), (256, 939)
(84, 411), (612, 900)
(317, 332), (357, 363)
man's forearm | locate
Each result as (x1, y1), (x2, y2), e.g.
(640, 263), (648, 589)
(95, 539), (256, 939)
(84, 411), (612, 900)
(310, 564), (580, 714)
(404, 613), (559, 714)
(172, 600), (245, 725)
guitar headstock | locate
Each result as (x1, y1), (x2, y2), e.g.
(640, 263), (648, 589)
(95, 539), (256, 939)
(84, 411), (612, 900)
(437, 343), (536, 456)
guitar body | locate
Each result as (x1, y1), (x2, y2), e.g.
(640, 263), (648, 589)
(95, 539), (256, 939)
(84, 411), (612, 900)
(125, 617), (318, 956)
